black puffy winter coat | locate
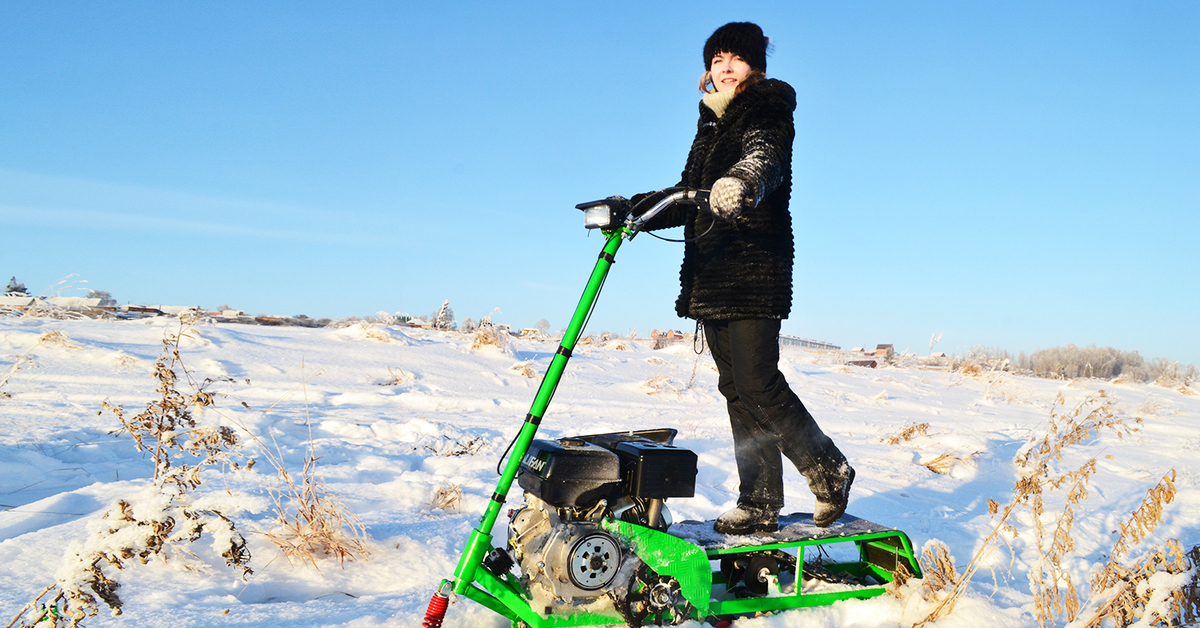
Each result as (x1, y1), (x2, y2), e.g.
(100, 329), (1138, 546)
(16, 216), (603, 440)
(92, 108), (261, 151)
(645, 78), (796, 321)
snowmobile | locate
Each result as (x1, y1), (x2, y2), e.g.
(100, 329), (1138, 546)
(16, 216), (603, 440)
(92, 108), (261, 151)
(422, 189), (922, 628)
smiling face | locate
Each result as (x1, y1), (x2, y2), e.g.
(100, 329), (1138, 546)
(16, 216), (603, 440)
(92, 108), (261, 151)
(710, 52), (752, 93)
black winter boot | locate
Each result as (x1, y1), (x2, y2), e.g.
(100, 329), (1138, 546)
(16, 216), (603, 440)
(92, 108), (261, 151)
(813, 466), (855, 527)
(713, 503), (780, 535)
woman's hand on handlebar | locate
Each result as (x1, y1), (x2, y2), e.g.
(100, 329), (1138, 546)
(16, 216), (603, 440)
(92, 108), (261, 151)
(709, 177), (755, 220)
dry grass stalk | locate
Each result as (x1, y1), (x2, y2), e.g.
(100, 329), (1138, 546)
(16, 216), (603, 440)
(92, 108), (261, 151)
(887, 561), (915, 597)
(882, 422), (930, 445)
(1108, 469), (1177, 562)
(510, 362), (538, 378)
(915, 392), (1138, 628)
(427, 436), (485, 457)
(430, 482), (464, 513)
(1, 330), (82, 398)
(640, 372), (679, 396)
(471, 324), (512, 353)
(1081, 470), (1186, 628)
(20, 299), (83, 320)
(379, 366), (413, 386)
(919, 541), (961, 594)
(1134, 398), (1173, 416)
(262, 450), (371, 570)
(236, 401), (370, 569)
(920, 452), (978, 475)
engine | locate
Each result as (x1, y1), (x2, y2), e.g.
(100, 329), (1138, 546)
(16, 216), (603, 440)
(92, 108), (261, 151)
(501, 429), (698, 615)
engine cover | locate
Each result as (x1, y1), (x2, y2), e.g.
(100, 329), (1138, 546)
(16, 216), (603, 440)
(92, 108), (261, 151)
(517, 438), (622, 508)
(508, 497), (625, 604)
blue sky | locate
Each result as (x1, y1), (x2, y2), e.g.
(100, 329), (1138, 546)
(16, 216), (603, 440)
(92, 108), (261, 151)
(2, 1), (1197, 365)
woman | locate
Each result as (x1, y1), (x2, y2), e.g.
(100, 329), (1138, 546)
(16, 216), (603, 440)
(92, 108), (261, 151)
(635, 22), (854, 533)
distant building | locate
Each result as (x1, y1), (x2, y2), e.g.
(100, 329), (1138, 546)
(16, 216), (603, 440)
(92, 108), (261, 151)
(779, 335), (840, 351)
(651, 330), (684, 339)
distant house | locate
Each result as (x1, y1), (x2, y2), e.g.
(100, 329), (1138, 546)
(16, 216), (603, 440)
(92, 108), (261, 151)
(875, 344), (894, 356)
(46, 297), (103, 308)
(779, 335), (840, 351)
(406, 317), (433, 329)
(651, 330), (684, 339)
(122, 305), (165, 315)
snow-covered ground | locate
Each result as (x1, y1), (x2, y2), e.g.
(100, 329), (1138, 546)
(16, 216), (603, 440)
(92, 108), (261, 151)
(2, 316), (1197, 628)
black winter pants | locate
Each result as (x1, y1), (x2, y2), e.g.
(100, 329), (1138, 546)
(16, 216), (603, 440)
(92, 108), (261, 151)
(703, 319), (847, 510)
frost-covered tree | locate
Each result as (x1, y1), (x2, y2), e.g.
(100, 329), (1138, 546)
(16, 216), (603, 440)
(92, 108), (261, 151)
(461, 317), (478, 332)
(433, 300), (455, 330)
(534, 318), (550, 334)
(6, 276), (28, 296)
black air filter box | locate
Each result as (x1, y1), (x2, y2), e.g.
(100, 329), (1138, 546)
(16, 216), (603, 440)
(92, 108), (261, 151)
(517, 438), (622, 507)
(614, 441), (698, 499)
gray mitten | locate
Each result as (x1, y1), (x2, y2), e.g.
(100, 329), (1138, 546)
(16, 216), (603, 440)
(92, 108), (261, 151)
(710, 177), (754, 220)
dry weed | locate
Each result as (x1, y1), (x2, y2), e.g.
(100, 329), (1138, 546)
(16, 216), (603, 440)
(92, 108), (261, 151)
(881, 422), (930, 445)
(379, 366), (414, 386)
(1, 330), (83, 397)
(1079, 539), (1199, 628)
(430, 482), (464, 513)
(1080, 470), (1194, 627)
(20, 300), (83, 320)
(361, 326), (393, 342)
(36, 330), (80, 349)
(8, 320), (251, 628)
(919, 541), (960, 594)
(233, 413), (370, 570)
(920, 452), (978, 476)
(1135, 397), (1173, 416)
(471, 325), (512, 353)
(426, 436), (485, 457)
(640, 372), (679, 396)
(262, 449), (371, 570)
(916, 392), (1139, 628)
(957, 363), (983, 377)
(510, 362), (538, 378)
(1108, 469), (1178, 563)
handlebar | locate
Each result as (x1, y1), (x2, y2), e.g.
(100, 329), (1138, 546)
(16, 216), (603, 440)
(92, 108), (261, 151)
(629, 188), (710, 230)
(576, 187), (710, 234)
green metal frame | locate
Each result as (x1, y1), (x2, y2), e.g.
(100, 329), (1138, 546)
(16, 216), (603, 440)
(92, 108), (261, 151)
(447, 228), (627, 621)
(439, 212), (923, 627)
(703, 529), (923, 615)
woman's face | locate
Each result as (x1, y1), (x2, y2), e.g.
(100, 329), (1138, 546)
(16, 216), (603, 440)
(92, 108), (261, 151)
(711, 52), (751, 93)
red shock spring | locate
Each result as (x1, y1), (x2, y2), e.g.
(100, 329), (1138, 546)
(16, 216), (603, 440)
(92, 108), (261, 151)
(422, 590), (450, 628)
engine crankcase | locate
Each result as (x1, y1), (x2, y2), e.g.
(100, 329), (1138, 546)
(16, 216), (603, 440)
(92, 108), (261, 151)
(509, 500), (626, 602)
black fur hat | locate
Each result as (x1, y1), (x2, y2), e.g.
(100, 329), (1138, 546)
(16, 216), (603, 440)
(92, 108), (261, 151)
(704, 22), (769, 72)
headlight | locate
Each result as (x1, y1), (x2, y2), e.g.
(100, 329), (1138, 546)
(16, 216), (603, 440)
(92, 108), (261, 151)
(582, 205), (614, 230)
